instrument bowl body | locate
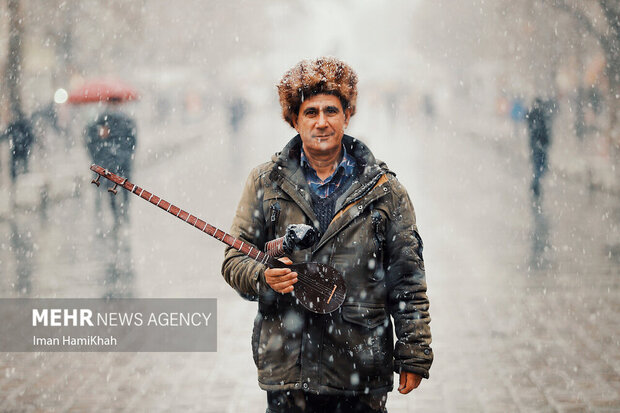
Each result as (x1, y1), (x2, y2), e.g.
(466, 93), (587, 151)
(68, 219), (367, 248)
(288, 262), (346, 314)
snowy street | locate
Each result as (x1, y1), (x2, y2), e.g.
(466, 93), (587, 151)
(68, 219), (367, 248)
(1, 99), (619, 412)
(2, 2), (620, 411)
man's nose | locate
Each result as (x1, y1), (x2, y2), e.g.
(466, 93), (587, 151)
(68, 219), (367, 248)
(316, 111), (328, 127)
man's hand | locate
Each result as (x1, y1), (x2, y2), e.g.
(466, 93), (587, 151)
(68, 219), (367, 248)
(264, 257), (298, 293)
(398, 372), (422, 394)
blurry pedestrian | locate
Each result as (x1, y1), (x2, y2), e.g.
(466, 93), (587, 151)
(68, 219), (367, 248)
(575, 87), (587, 141)
(228, 97), (247, 135)
(31, 102), (69, 161)
(31, 102), (65, 136)
(85, 100), (137, 219)
(526, 97), (553, 199)
(422, 93), (435, 118)
(155, 95), (171, 124)
(509, 97), (526, 137)
(510, 98), (526, 123)
(3, 113), (36, 183)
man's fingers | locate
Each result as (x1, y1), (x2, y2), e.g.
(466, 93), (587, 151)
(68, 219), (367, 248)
(265, 257), (297, 293)
(398, 376), (414, 394)
(274, 273), (298, 285)
(275, 284), (295, 294)
(266, 271), (298, 283)
(398, 372), (422, 394)
(266, 267), (292, 277)
(412, 375), (422, 389)
(265, 269), (298, 293)
(271, 276), (298, 291)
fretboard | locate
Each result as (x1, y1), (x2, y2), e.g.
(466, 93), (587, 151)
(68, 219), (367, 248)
(90, 165), (280, 268)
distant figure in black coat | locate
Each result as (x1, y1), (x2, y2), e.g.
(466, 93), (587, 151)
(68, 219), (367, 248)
(526, 98), (553, 199)
(85, 105), (137, 219)
(228, 97), (247, 135)
(3, 115), (36, 182)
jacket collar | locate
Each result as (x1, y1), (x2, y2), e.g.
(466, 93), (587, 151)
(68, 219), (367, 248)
(268, 135), (390, 238)
(270, 134), (384, 184)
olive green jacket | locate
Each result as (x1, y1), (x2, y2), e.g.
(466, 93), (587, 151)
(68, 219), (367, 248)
(222, 135), (432, 395)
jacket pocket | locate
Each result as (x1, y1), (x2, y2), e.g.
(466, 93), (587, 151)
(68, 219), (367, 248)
(321, 303), (393, 388)
(341, 303), (389, 328)
(342, 304), (392, 375)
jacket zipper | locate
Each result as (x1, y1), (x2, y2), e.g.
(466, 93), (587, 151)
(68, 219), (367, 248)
(371, 208), (386, 281)
(269, 201), (281, 238)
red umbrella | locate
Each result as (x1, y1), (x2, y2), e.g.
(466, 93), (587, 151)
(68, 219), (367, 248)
(67, 78), (139, 104)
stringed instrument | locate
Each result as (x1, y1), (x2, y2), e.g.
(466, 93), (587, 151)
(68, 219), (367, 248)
(89, 164), (346, 314)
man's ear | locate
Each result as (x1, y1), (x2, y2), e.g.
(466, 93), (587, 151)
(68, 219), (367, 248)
(291, 114), (299, 131)
(343, 108), (352, 128)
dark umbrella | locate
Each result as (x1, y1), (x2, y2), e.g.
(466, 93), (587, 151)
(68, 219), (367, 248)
(68, 78), (139, 104)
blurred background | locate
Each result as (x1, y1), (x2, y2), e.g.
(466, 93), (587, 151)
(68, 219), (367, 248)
(1, 0), (619, 411)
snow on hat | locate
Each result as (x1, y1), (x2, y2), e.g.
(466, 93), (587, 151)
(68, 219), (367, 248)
(277, 56), (358, 128)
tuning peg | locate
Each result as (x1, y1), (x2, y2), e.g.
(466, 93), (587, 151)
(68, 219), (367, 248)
(91, 175), (101, 187)
(108, 184), (118, 195)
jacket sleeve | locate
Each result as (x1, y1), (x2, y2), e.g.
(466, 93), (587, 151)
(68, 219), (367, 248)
(221, 167), (268, 299)
(385, 177), (433, 379)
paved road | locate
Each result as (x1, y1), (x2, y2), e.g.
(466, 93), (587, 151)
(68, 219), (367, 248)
(0, 105), (619, 412)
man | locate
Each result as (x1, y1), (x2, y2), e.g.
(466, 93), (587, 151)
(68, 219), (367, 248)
(222, 57), (432, 413)
(3, 113), (36, 182)
(526, 97), (553, 200)
(85, 100), (137, 219)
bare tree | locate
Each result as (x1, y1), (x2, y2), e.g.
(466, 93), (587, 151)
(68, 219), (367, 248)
(545, 0), (620, 148)
(6, 0), (25, 120)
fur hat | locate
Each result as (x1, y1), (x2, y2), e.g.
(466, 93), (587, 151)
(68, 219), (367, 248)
(277, 57), (358, 128)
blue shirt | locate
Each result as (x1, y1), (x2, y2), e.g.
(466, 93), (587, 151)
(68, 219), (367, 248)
(300, 145), (356, 198)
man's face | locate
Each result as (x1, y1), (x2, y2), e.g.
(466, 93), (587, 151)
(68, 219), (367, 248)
(293, 94), (351, 156)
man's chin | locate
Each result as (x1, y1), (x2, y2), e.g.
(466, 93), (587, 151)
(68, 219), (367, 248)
(303, 134), (343, 152)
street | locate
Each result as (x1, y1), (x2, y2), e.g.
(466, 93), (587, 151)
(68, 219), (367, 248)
(1, 101), (619, 412)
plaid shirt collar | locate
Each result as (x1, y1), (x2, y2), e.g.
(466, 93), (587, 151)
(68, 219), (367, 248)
(300, 144), (356, 198)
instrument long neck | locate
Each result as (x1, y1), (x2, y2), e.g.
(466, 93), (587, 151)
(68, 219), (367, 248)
(91, 165), (280, 268)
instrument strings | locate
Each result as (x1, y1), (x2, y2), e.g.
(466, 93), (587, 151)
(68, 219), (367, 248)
(293, 272), (345, 301)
